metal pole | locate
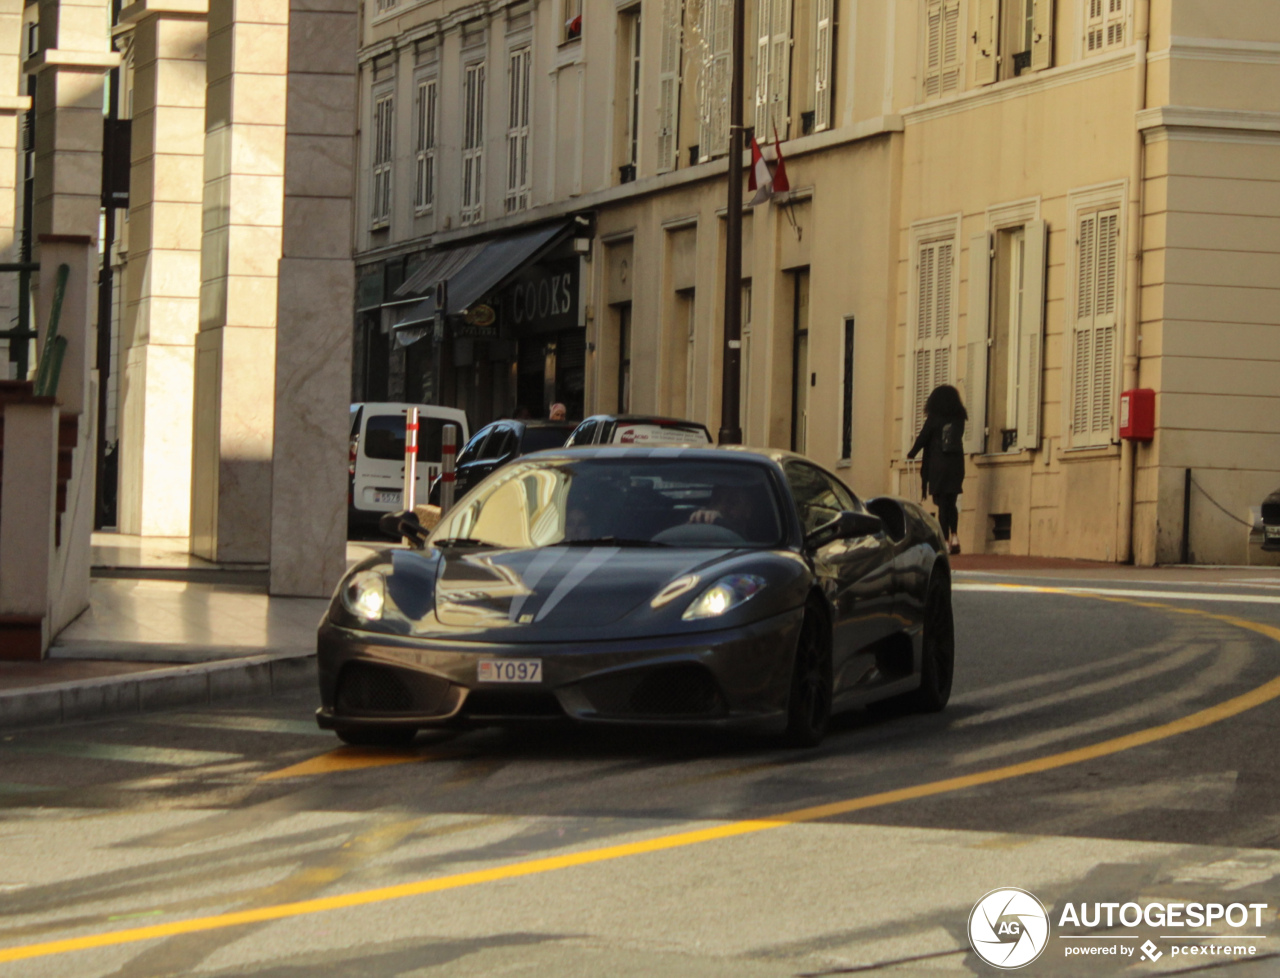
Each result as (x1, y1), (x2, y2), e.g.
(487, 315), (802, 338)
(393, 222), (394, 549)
(402, 406), (419, 512)
(1182, 467), (1192, 564)
(440, 422), (457, 515)
(717, 0), (746, 446)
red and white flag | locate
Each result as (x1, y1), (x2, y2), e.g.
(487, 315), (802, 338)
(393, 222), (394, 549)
(747, 127), (791, 206)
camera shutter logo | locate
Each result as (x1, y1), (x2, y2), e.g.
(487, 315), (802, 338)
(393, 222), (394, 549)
(969, 888), (1050, 969)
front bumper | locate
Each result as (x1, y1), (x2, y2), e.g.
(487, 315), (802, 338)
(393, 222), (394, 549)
(315, 608), (803, 732)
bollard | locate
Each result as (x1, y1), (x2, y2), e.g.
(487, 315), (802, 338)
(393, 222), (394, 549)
(403, 406), (419, 514)
(440, 423), (457, 516)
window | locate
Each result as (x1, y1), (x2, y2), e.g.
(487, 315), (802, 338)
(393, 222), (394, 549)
(461, 62), (486, 225)
(370, 92), (393, 228)
(1086, 0), (1125, 54)
(622, 9), (642, 177)
(841, 317), (854, 460)
(813, 0), (835, 131)
(1071, 208), (1120, 446)
(563, 0), (582, 41)
(698, 0), (732, 160)
(755, 0), (791, 138)
(617, 302), (632, 413)
(790, 269), (810, 454)
(785, 462), (855, 536)
(376, 0), (396, 11)
(678, 288), (696, 418)
(657, 0), (683, 173)
(907, 229), (957, 447)
(923, 0), (961, 99)
(741, 280), (752, 431)
(414, 79), (437, 211)
(974, 0), (1053, 84)
(505, 47), (531, 213)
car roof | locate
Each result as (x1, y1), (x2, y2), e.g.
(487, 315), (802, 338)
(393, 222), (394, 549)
(353, 401), (468, 421)
(582, 414), (709, 428)
(532, 443), (800, 465)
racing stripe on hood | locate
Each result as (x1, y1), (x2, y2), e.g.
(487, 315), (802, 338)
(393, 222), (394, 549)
(507, 547), (568, 622)
(533, 547), (621, 622)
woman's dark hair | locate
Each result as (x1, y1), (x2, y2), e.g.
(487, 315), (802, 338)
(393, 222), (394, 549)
(924, 384), (968, 421)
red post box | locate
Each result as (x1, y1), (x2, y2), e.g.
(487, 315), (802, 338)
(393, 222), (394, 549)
(1119, 388), (1155, 441)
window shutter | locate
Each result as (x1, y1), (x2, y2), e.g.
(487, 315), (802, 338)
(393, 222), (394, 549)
(658, 0), (682, 172)
(1086, 0), (1125, 54)
(963, 232), (990, 455)
(925, 0), (963, 97)
(973, 0), (997, 85)
(1072, 209), (1120, 446)
(1030, 0), (1054, 71)
(1017, 220), (1047, 450)
(813, 0), (833, 132)
(755, 0), (772, 134)
(699, 0), (732, 159)
(910, 237), (956, 444)
(767, 0), (791, 136)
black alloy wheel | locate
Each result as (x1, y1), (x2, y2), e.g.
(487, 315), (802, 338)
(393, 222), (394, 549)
(335, 727), (418, 748)
(782, 603), (833, 748)
(906, 567), (955, 712)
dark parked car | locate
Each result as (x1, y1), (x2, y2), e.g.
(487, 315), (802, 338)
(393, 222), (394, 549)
(318, 446), (954, 748)
(428, 419), (577, 504)
(1263, 487), (1280, 552)
(565, 414), (712, 447)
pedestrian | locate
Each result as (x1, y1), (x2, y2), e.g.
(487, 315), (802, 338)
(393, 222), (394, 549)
(548, 402), (567, 421)
(906, 384), (967, 555)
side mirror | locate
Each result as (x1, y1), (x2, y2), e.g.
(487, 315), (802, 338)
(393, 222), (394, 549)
(806, 510), (883, 550)
(379, 510), (430, 549)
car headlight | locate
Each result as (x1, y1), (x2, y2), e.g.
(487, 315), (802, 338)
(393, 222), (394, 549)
(682, 573), (767, 620)
(342, 569), (388, 621)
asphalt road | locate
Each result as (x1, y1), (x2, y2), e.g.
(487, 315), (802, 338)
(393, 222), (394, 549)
(4, 572), (1280, 977)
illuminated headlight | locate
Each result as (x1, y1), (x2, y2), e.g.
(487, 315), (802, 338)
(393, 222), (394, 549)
(682, 574), (767, 620)
(341, 569), (387, 621)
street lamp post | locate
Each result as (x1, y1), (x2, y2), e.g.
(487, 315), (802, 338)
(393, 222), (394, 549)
(717, 0), (746, 445)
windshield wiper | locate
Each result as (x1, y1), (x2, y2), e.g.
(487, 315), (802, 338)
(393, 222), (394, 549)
(560, 536), (669, 547)
(433, 537), (499, 549)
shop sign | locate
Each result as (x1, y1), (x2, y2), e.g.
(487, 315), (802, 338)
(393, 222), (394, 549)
(506, 257), (579, 334)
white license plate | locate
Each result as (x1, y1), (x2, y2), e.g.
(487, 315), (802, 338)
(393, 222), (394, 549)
(374, 490), (402, 505)
(477, 659), (542, 683)
(1267, 525), (1280, 540)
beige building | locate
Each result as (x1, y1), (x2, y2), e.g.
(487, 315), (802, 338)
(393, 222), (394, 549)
(354, 0), (1280, 566)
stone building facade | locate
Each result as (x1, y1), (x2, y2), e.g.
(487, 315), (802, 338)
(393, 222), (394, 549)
(353, 0), (1280, 566)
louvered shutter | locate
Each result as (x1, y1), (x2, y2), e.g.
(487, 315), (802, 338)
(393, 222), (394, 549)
(1030, 0), (1054, 71)
(964, 232), (990, 455)
(973, 0), (997, 85)
(755, 0), (771, 134)
(910, 237), (956, 443)
(699, 0), (732, 159)
(1017, 220), (1047, 450)
(658, 0), (682, 173)
(925, 0), (963, 97)
(813, 0), (833, 132)
(766, 0), (791, 136)
(1072, 210), (1120, 446)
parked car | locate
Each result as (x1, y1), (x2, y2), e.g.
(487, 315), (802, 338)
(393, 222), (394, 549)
(427, 419), (578, 504)
(349, 403), (469, 533)
(565, 414), (713, 447)
(318, 446), (954, 748)
(1262, 486), (1280, 552)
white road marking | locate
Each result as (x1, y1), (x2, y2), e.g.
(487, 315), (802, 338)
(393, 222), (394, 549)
(4, 741), (240, 768)
(955, 582), (1280, 604)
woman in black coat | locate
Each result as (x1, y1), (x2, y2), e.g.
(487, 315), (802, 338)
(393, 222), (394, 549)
(907, 384), (967, 555)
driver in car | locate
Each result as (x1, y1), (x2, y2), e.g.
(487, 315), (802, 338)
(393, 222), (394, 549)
(688, 484), (757, 537)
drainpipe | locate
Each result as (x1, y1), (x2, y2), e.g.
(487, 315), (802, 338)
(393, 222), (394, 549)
(1118, 0), (1150, 564)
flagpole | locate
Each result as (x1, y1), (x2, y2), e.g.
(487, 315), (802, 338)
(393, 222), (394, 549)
(718, 0), (746, 445)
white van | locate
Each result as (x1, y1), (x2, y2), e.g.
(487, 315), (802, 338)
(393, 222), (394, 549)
(349, 402), (469, 531)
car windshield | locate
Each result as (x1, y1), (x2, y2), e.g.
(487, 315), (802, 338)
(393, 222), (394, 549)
(431, 458), (785, 550)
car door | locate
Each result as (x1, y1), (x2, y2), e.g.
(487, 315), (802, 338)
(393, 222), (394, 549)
(451, 426), (494, 497)
(458, 424), (517, 495)
(784, 462), (896, 695)
(353, 405), (429, 516)
(565, 418), (599, 447)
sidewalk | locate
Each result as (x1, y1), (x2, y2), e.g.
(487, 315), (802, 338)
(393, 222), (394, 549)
(0, 533), (389, 730)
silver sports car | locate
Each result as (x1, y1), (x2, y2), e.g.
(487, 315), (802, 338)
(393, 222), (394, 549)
(316, 446), (954, 747)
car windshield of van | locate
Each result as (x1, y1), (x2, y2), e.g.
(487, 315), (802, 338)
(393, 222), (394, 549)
(431, 458), (784, 550)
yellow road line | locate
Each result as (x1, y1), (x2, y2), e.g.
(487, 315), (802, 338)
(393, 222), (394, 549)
(257, 746), (458, 781)
(3, 601), (1278, 965)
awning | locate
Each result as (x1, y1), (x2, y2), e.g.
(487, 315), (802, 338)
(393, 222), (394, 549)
(391, 223), (570, 343)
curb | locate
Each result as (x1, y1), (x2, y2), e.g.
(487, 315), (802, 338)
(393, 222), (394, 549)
(0, 651), (317, 731)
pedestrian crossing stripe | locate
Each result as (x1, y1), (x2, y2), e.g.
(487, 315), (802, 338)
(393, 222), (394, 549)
(3, 742), (239, 768)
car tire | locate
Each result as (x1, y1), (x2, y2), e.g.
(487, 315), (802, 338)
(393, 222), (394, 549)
(782, 603), (833, 748)
(335, 727), (417, 748)
(905, 567), (955, 713)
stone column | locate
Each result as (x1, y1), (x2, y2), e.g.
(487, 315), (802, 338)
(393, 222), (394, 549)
(115, 0), (207, 537)
(190, 0), (286, 562)
(268, 0), (356, 595)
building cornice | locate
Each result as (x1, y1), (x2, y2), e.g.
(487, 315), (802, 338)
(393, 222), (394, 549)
(902, 48), (1135, 126)
(23, 49), (122, 73)
(1149, 36), (1280, 67)
(1138, 105), (1280, 144)
(118, 0), (209, 24)
(354, 115), (904, 263)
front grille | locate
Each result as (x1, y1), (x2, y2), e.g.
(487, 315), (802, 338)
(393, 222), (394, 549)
(463, 690), (565, 718)
(582, 663), (726, 719)
(336, 662), (452, 716)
